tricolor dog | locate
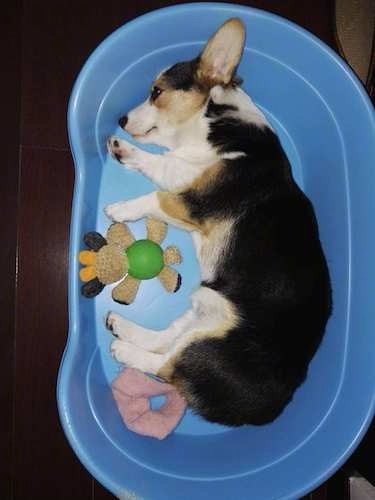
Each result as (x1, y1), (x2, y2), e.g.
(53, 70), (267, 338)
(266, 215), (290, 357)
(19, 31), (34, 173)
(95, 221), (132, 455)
(105, 19), (332, 426)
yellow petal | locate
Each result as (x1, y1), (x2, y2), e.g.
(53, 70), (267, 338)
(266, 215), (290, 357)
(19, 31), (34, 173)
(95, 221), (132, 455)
(79, 250), (97, 265)
(79, 265), (97, 282)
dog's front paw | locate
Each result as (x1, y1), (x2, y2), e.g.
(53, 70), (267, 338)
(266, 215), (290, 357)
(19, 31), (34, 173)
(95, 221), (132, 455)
(105, 311), (119, 335)
(104, 201), (130, 222)
(107, 136), (140, 169)
(105, 197), (144, 222)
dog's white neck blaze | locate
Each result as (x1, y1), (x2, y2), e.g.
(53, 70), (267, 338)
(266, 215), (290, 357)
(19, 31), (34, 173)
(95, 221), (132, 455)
(120, 85), (271, 192)
(162, 86), (270, 159)
(173, 109), (214, 158)
(210, 85), (269, 129)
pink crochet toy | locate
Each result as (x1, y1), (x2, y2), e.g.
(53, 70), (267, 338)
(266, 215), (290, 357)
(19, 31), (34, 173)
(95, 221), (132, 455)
(112, 368), (187, 439)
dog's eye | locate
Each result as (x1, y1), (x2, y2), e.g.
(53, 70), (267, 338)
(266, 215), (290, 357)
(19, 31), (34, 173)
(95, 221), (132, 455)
(150, 86), (163, 102)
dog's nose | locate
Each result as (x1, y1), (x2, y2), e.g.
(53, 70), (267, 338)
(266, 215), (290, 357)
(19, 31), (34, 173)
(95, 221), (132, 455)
(118, 115), (128, 129)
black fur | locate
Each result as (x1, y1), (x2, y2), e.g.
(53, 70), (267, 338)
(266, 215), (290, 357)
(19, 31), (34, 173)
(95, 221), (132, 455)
(163, 59), (242, 92)
(83, 231), (107, 251)
(175, 115), (332, 426)
(163, 59), (199, 91)
(81, 278), (105, 298)
(174, 273), (182, 293)
(113, 297), (129, 306)
(205, 98), (237, 118)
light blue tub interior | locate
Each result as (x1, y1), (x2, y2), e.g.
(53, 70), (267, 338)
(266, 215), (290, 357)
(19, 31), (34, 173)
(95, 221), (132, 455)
(58, 3), (375, 499)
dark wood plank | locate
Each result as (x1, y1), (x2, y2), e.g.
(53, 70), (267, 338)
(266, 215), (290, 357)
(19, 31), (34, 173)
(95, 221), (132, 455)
(21, 0), (135, 150)
(246, 0), (335, 47)
(367, 37), (375, 102)
(0, 2), (22, 499)
(13, 147), (92, 499)
(93, 480), (115, 499)
(21, 0), (335, 150)
(349, 418), (375, 484)
(327, 467), (350, 500)
(301, 481), (327, 500)
(311, 482), (328, 499)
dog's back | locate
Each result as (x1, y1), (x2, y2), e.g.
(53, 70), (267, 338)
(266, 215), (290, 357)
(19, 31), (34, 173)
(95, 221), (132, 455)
(171, 104), (332, 425)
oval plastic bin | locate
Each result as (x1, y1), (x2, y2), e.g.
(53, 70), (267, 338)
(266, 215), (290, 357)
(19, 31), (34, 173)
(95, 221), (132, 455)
(58, 3), (375, 499)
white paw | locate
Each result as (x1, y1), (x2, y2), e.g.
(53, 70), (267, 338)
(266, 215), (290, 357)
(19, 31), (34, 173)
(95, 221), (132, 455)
(110, 339), (139, 367)
(105, 311), (132, 341)
(105, 311), (120, 334)
(104, 201), (129, 222)
(107, 136), (140, 169)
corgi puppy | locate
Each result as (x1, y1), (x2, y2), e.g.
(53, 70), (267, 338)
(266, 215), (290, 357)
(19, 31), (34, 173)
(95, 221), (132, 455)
(105, 19), (332, 426)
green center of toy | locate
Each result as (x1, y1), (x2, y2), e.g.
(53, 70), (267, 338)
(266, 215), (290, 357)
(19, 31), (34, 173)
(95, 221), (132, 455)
(125, 239), (164, 280)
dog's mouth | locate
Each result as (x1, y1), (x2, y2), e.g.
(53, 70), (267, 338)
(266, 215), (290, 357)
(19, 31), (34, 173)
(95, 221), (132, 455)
(133, 126), (157, 139)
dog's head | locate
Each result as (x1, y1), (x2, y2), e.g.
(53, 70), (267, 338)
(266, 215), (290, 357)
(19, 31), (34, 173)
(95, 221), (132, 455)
(119, 18), (245, 147)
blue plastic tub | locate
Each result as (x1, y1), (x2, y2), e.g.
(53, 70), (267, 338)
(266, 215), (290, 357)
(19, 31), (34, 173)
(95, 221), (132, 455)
(58, 3), (375, 499)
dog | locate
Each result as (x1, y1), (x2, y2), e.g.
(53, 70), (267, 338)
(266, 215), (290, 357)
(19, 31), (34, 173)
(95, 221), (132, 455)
(105, 18), (332, 426)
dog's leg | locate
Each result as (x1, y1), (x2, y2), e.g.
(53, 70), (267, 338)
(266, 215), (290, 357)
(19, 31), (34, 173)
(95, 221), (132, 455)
(109, 287), (239, 376)
(106, 308), (197, 354)
(105, 191), (199, 232)
(107, 136), (205, 191)
(110, 340), (168, 374)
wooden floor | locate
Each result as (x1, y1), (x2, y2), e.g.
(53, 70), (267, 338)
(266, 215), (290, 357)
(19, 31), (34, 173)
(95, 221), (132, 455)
(2, 1), (372, 499)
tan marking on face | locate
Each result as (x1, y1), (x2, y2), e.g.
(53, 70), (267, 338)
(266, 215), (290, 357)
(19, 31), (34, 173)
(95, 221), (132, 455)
(157, 301), (240, 382)
(151, 76), (208, 124)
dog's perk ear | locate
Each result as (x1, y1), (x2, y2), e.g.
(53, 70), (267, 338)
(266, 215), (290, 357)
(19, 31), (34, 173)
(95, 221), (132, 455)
(196, 18), (245, 87)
